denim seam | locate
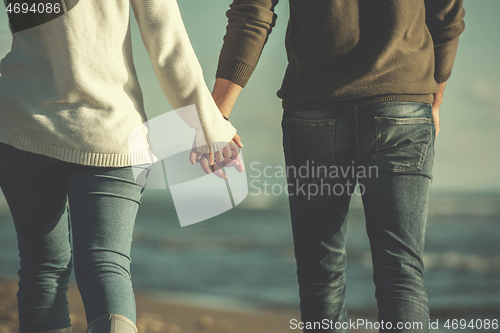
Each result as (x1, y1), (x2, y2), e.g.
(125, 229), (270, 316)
(354, 107), (361, 162)
(373, 145), (430, 172)
(283, 119), (293, 168)
(375, 117), (433, 125)
(68, 192), (142, 205)
(358, 101), (433, 110)
(91, 174), (145, 187)
(328, 120), (336, 167)
(283, 117), (335, 126)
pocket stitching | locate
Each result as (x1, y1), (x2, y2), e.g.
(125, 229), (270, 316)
(373, 117), (432, 172)
(284, 116), (335, 126)
(283, 117), (336, 170)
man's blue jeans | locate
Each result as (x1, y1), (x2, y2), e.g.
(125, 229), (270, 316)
(0, 143), (145, 332)
(282, 102), (435, 333)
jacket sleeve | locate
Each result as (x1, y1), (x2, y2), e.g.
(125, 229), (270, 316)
(425, 0), (465, 83)
(216, 0), (279, 87)
(130, 0), (236, 153)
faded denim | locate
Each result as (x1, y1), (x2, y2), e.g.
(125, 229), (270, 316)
(282, 102), (435, 333)
(0, 143), (145, 332)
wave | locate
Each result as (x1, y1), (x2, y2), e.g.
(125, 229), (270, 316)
(354, 250), (500, 273)
(423, 251), (500, 272)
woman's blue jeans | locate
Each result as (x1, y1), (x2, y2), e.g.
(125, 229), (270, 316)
(282, 102), (435, 332)
(0, 143), (145, 332)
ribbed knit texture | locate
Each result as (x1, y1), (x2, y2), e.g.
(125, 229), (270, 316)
(216, 58), (255, 88)
(0, 0), (236, 167)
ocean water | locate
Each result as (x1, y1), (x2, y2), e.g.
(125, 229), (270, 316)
(1, 191), (499, 326)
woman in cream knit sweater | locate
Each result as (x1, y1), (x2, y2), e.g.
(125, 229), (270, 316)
(0, 1), (238, 332)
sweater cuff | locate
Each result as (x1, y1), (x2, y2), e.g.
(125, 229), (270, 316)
(194, 119), (237, 154)
(435, 72), (451, 84)
(216, 58), (254, 88)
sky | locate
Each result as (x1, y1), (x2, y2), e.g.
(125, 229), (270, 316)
(0, 1), (499, 195)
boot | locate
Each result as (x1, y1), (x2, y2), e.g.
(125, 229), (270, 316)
(87, 314), (138, 333)
(24, 327), (72, 333)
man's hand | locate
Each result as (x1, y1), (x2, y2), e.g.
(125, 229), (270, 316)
(432, 82), (446, 138)
(189, 134), (244, 179)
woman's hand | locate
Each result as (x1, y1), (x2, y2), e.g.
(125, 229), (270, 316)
(190, 134), (244, 179)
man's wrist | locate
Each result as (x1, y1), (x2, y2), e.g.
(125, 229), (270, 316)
(433, 82), (446, 107)
(213, 78), (243, 119)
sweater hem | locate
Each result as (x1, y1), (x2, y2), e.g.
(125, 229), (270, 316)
(0, 128), (154, 167)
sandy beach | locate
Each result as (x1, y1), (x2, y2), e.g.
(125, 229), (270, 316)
(0, 278), (379, 333)
(0, 277), (301, 333)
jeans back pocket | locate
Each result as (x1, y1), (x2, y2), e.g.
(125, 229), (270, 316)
(373, 117), (432, 172)
(282, 117), (336, 180)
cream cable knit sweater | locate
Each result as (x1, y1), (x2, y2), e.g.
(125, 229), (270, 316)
(0, 0), (236, 166)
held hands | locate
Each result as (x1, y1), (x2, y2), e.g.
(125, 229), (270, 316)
(190, 133), (244, 179)
(189, 77), (245, 179)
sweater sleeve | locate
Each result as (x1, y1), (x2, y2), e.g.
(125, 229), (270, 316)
(216, 0), (279, 87)
(425, 0), (465, 83)
(130, 0), (236, 153)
